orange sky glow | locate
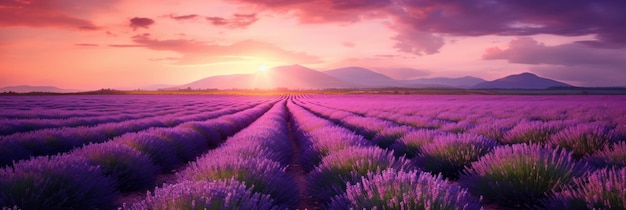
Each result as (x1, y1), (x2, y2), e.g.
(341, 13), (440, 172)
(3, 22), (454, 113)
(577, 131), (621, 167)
(1, 0), (625, 89)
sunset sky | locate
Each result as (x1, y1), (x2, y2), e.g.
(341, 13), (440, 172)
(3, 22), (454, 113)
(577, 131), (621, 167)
(1, 0), (625, 89)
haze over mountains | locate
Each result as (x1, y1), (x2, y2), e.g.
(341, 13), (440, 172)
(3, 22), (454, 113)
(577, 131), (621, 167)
(1, 65), (577, 93)
(175, 65), (571, 90)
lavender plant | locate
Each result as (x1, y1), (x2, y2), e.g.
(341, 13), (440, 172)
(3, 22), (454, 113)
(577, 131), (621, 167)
(116, 132), (182, 172)
(549, 123), (618, 158)
(389, 129), (446, 158)
(586, 141), (626, 168)
(329, 169), (482, 210)
(371, 126), (412, 148)
(0, 155), (116, 209)
(127, 179), (280, 210)
(415, 133), (499, 179)
(74, 142), (159, 192)
(459, 143), (588, 208)
(177, 155), (298, 207)
(502, 121), (565, 144)
(546, 167), (626, 210)
(307, 146), (414, 203)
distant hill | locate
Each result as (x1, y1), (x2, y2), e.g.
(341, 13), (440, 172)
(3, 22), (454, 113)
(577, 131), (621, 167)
(324, 67), (399, 87)
(473, 72), (572, 89)
(176, 65), (354, 90)
(405, 76), (487, 88)
(0, 85), (79, 93)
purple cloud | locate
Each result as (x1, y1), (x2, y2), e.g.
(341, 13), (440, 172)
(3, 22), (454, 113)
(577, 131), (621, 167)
(169, 14), (200, 21)
(483, 37), (626, 86)
(205, 14), (258, 29)
(129, 17), (154, 30)
(229, 0), (626, 55)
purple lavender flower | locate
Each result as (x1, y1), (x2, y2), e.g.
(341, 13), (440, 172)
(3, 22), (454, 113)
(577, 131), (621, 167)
(459, 143), (588, 208)
(371, 125), (413, 148)
(116, 132), (182, 172)
(329, 169), (482, 210)
(546, 167), (626, 209)
(415, 133), (499, 179)
(549, 123), (618, 158)
(586, 141), (626, 168)
(389, 129), (447, 158)
(127, 179), (281, 210)
(73, 142), (159, 192)
(306, 146), (414, 204)
(0, 155), (116, 209)
(178, 155), (298, 207)
(502, 120), (566, 144)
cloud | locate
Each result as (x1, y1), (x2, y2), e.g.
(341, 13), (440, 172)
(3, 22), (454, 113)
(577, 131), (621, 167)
(129, 17), (154, 30)
(125, 33), (320, 65)
(169, 14), (200, 21)
(228, 0), (626, 55)
(390, 25), (445, 56)
(483, 37), (626, 86)
(74, 43), (99, 47)
(227, 0), (393, 23)
(0, 0), (100, 30)
(205, 14), (258, 29)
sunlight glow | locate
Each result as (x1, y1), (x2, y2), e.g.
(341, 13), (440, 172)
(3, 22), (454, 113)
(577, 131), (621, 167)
(258, 64), (268, 72)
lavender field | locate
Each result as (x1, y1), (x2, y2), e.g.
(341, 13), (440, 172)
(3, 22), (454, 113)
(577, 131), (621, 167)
(1, 94), (625, 210)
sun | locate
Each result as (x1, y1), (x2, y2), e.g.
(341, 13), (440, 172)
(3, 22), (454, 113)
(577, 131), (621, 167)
(258, 64), (268, 72)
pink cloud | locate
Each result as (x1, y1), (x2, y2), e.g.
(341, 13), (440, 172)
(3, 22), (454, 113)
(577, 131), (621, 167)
(129, 17), (154, 30)
(0, 0), (99, 30)
(205, 13), (258, 29)
(123, 33), (320, 65)
(227, 0), (393, 23)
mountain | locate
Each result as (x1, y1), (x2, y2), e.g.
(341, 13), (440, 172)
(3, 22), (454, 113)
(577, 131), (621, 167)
(179, 74), (253, 89)
(324, 67), (399, 87)
(473, 72), (573, 89)
(0, 85), (79, 93)
(177, 65), (354, 90)
(406, 76), (486, 88)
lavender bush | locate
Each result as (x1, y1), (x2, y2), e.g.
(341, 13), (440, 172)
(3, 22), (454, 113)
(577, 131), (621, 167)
(127, 179), (280, 210)
(74, 142), (159, 192)
(178, 153), (298, 207)
(0, 155), (116, 209)
(459, 143), (588, 208)
(389, 129), (446, 158)
(307, 146), (414, 203)
(586, 141), (626, 168)
(116, 132), (182, 172)
(546, 167), (626, 209)
(549, 123), (618, 158)
(415, 133), (498, 179)
(502, 121), (565, 144)
(329, 169), (482, 210)
(371, 125), (413, 148)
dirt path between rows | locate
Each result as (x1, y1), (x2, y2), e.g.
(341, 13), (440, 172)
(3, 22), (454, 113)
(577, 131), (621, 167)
(285, 102), (321, 210)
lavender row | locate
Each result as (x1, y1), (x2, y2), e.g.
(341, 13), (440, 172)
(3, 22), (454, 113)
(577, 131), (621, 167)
(0, 100), (277, 209)
(0, 101), (263, 167)
(0, 95), (225, 119)
(287, 101), (482, 209)
(125, 100), (297, 209)
(297, 97), (624, 159)
(0, 104), (218, 136)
